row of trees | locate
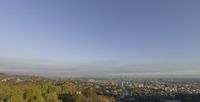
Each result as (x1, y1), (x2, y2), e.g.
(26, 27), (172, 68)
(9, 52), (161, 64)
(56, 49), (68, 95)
(0, 82), (115, 102)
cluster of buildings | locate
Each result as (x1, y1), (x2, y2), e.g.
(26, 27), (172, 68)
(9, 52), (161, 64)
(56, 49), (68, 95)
(69, 78), (200, 102)
(120, 79), (200, 94)
(1, 72), (199, 102)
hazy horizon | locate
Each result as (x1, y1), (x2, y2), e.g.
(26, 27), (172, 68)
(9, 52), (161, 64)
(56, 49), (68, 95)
(0, 0), (200, 78)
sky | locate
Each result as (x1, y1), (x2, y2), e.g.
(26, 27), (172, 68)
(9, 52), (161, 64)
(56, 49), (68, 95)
(0, 0), (200, 78)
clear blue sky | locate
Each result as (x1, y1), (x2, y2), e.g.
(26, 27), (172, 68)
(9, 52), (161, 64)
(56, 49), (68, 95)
(0, 0), (200, 78)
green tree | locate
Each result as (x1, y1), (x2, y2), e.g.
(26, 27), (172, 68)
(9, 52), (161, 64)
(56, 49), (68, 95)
(45, 92), (61, 102)
(10, 95), (25, 102)
(0, 85), (11, 101)
(24, 87), (45, 102)
(75, 94), (87, 102)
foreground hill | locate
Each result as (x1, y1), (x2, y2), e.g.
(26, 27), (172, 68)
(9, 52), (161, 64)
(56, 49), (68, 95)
(0, 73), (115, 102)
